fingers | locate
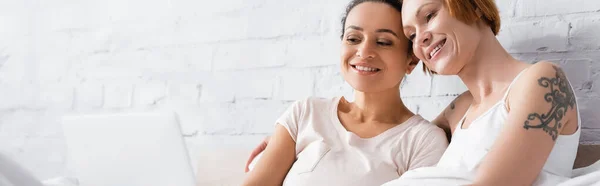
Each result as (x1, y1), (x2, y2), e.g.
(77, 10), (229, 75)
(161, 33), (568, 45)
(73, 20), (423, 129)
(244, 136), (271, 172)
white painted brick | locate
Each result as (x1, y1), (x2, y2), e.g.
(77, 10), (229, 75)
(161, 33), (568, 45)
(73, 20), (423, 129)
(274, 69), (314, 101)
(0, 44), (28, 84)
(322, 0), (348, 38)
(570, 16), (600, 50)
(168, 83), (202, 104)
(180, 45), (214, 72)
(33, 111), (65, 138)
(36, 84), (74, 110)
(495, 0), (516, 18)
(213, 40), (287, 70)
(19, 137), (67, 180)
(0, 111), (38, 138)
(200, 69), (278, 102)
(0, 1), (26, 16)
(284, 36), (340, 68)
(90, 0), (174, 25)
(236, 100), (291, 134)
(133, 83), (166, 106)
(497, 18), (569, 53)
(198, 73), (236, 103)
(36, 2), (89, 32)
(76, 53), (145, 81)
(197, 103), (241, 135)
(74, 83), (103, 109)
(314, 66), (354, 100)
(174, 15), (248, 43)
(0, 83), (33, 110)
(0, 16), (27, 42)
(0, 110), (63, 142)
(103, 84), (133, 109)
(171, 0), (247, 17)
(415, 97), (455, 121)
(166, 105), (204, 136)
(559, 59), (591, 91)
(518, 0), (600, 17)
(35, 33), (72, 84)
(245, 2), (326, 38)
(135, 47), (213, 73)
(234, 70), (277, 99)
(431, 76), (467, 96)
(593, 60), (600, 90)
(581, 129), (600, 143)
(401, 63), (432, 97)
(577, 98), (600, 129)
(591, 67), (600, 98)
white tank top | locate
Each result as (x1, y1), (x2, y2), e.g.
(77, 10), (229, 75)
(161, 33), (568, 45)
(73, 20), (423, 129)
(435, 68), (581, 184)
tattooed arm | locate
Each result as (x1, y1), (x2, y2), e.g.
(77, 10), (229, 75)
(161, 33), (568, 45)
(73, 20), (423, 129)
(471, 62), (578, 186)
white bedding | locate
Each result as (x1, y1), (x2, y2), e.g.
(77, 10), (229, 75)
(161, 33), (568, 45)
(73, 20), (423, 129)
(381, 160), (600, 186)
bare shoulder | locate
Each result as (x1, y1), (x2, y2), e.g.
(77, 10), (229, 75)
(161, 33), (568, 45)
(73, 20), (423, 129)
(508, 61), (578, 137)
(509, 61), (575, 103)
(444, 91), (473, 129)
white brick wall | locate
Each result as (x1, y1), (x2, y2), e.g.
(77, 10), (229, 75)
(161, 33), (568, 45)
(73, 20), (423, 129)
(0, 0), (599, 181)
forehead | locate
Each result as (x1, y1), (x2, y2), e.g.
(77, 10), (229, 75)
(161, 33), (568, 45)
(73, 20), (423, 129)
(345, 2), (403, 29)
(401, 0), (439, 17)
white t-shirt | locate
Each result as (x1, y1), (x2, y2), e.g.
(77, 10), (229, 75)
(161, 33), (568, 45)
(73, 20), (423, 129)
(277, 97), (448, 186)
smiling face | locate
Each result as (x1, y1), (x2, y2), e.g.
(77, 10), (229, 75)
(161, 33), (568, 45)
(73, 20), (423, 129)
(401, 0), (484, 75)
(340, 2), (416, 93)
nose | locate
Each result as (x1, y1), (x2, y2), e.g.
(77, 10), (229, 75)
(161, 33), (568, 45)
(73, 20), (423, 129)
(356, 42), (376, 59)
(417, 31), (432, 47)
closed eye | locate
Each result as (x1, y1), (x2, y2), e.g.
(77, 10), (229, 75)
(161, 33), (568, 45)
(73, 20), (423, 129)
(346, 37), (361, 44)
(377, 41), (393, 46)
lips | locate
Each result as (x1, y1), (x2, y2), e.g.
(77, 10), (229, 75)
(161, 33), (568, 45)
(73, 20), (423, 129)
(427, 39), (446, 60)
(352, 65), (380, 72)
(350, 64), (381, 75)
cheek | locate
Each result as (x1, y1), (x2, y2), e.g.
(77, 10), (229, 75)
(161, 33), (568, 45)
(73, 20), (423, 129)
(383, 52), (408, 71)
(413, 45), (427, 61)
(340, 46), (354, 63)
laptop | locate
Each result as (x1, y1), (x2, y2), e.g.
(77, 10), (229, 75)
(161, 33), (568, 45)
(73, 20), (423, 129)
(61, 112), (196, 186)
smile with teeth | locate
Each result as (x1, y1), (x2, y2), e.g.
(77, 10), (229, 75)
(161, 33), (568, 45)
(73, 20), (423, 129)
(352, 65), (380, 72)
(429, 39), (446, 59)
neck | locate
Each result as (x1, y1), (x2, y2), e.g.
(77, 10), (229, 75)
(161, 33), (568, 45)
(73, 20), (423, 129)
(348, 86), (412, 124)
(457, 29), (527, 104)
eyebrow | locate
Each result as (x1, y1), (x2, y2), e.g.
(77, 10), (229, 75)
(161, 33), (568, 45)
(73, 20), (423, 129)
(415, 2), (436, 21)
(403, 2), (436, 30)
(345, 25), (399, 37)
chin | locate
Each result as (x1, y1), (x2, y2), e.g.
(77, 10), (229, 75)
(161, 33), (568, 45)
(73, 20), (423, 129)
(431, 58), (460, 75)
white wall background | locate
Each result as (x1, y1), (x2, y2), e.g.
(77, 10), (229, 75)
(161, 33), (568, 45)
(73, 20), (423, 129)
(0, 0), (599, 181)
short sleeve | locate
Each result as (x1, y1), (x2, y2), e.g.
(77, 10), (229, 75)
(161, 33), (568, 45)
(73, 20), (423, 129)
(407, 127), (449, 170)
(275, 100), (305, 143)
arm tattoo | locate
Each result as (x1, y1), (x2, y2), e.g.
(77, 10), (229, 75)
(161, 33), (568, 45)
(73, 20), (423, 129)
(523, 66), (576, 141)
(450, 102), (455, 110)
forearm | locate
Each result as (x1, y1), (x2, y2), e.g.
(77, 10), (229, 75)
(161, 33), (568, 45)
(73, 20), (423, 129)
(242, 125), (296, 186)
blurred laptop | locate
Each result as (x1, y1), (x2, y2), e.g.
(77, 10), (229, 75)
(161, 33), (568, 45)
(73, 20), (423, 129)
(61, 112), (196, 186)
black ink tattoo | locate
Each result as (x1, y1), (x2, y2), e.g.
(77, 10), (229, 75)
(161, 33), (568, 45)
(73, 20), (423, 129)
(523, 66), (576, 141)
(450, 102), (456, 110)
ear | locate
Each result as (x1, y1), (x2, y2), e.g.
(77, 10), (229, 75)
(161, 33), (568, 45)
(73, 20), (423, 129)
(405, 54), (420, 75)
